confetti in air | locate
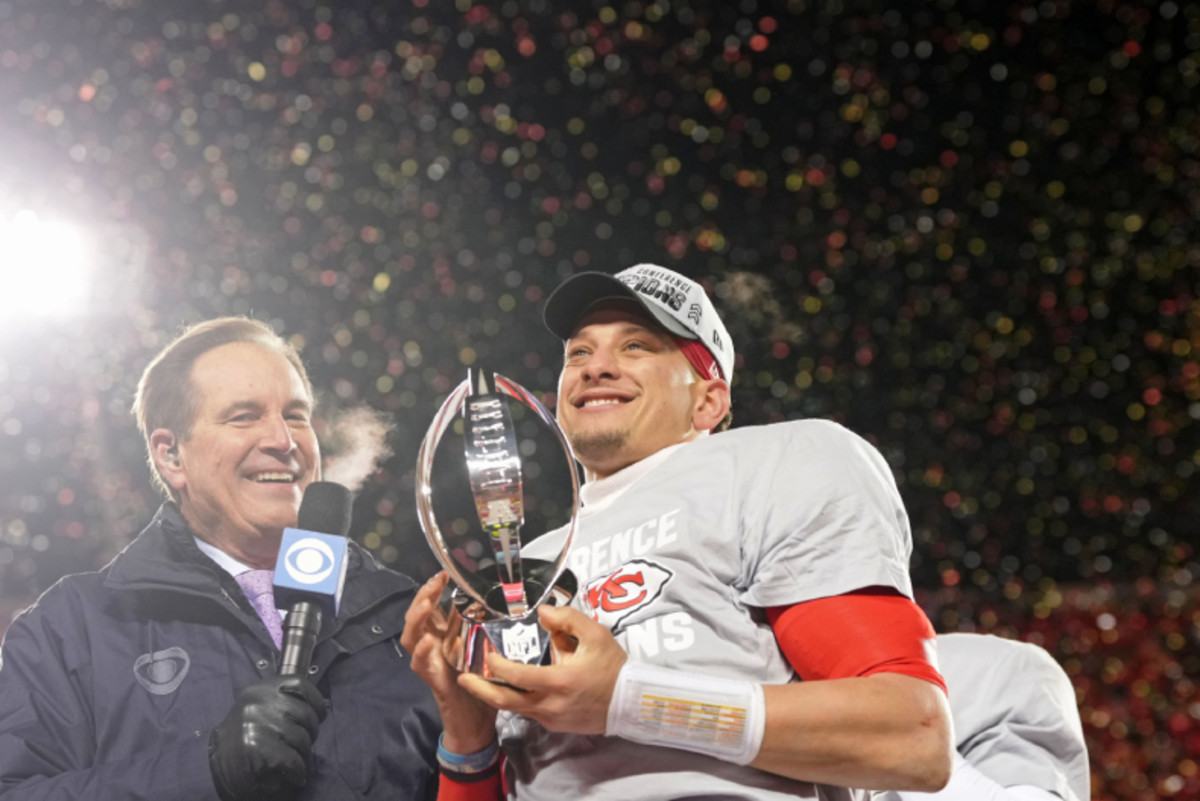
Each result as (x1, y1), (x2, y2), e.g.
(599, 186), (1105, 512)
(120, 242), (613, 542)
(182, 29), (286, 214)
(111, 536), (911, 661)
(0, 2), (1197, 794)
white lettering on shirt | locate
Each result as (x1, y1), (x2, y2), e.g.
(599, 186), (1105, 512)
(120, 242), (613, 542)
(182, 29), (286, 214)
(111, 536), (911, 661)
(657, 509), (678, 547)
(623, 612), (695, 660)
(631, 519), (657, 555)
(570, 508), (683, 578)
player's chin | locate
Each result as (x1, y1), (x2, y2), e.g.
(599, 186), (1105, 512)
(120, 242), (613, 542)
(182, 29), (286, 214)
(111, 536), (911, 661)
(568, 429), (629, 461)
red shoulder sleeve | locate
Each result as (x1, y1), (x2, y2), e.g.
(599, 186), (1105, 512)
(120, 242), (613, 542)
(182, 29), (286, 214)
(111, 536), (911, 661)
(767, 590), (947, 694)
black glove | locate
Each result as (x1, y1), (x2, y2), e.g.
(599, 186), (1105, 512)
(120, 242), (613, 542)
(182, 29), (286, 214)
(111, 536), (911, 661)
(208, 675), (328, 801)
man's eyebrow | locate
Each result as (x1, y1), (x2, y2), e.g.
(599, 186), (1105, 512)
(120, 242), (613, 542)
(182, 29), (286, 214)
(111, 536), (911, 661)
(621, 322), (664, 336)
(566, 322), (667, 344)
(214, 398), (312, 416)
(215, 399), (262, 417)
(284, 398), (314, 414)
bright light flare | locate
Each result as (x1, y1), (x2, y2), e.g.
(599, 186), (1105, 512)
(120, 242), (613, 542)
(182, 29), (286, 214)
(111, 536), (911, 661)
(0, 210), (93, 319)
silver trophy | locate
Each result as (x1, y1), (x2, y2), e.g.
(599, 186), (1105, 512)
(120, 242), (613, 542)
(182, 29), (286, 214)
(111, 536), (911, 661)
(415, 368), (579, 679)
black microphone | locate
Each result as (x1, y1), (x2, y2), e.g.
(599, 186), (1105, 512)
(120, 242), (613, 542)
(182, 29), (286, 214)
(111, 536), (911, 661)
(272, 481), (352, 676)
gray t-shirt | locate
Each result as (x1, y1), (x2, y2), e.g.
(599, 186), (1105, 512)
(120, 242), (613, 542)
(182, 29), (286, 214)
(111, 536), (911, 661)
(507, 419), (915, 801)
(875, 633), (1089, 801)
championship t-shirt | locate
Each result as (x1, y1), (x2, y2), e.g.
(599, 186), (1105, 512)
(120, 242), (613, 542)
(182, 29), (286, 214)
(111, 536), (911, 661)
(506, 419), (914, 801)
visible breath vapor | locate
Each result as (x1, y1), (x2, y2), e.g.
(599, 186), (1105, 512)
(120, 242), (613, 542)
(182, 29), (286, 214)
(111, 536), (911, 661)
(318, 405), (396, 493)
(721, 271), (804, 344)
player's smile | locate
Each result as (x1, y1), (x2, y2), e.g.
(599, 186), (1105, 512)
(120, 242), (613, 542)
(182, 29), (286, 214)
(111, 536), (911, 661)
(573, 390), (634, 410)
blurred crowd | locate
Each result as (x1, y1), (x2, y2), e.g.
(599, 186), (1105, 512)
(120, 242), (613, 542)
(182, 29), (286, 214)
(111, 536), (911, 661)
(0, 0), (1196, 797)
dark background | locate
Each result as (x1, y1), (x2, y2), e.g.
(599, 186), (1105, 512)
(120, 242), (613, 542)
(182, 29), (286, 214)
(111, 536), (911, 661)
(1, 1), (1197, 797)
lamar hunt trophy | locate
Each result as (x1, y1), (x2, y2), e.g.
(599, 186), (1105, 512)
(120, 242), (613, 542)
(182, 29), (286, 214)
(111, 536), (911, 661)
(415, 368), (580, 678)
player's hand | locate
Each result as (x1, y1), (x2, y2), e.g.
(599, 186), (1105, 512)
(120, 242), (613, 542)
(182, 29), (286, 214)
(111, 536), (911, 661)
(401, 571), (497, 753)
(458, 604), (627, 735)
(207, 674), (327, 801)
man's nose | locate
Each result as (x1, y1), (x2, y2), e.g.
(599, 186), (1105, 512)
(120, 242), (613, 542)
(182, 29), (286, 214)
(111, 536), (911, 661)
(581, 348), (621, 381)
(259, 414), (296, 453)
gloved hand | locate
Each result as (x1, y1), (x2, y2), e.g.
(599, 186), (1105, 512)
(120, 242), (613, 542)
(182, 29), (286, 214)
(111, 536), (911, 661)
(208, 674), (327, 801)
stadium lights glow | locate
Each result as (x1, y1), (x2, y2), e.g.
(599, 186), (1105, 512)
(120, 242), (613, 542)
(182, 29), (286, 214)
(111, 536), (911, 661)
(0, 209), (93, 319)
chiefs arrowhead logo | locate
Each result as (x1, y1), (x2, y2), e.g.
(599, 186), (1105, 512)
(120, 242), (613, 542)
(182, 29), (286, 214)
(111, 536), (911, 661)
(583, 559), (674, 632)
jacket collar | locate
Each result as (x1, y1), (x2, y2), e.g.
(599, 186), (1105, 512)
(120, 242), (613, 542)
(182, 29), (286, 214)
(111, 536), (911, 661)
(103, 503), (226, 595)
(103, 503), (418, 621)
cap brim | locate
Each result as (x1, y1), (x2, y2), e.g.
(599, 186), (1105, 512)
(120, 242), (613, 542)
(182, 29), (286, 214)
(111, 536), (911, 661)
(543, 272), (693, 340)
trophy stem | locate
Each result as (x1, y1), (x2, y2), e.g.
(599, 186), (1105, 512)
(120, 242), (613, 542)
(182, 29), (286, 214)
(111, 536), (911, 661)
(464, 368), (532, 617)
(489, 524), (528, 616)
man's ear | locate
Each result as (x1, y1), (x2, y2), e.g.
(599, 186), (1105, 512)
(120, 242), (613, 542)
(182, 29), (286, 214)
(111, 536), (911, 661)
(149, 429), (186, 490)
(692, 378), (731, 433)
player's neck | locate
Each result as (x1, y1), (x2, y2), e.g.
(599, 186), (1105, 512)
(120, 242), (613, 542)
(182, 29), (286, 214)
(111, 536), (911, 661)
(578, 440), (694, 510)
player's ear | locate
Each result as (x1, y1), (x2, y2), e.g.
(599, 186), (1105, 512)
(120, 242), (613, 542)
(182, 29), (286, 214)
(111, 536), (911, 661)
(691, 378), (730, 433)
(150, 429), (187, 490)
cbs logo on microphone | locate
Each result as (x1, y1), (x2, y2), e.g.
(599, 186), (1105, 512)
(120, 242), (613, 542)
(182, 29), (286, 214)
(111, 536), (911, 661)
(275, 529), (349, 615)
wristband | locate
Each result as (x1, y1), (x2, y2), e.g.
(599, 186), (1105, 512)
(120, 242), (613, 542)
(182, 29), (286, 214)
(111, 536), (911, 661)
(436, 733), (500, 775)
(605, 660), (766, 765)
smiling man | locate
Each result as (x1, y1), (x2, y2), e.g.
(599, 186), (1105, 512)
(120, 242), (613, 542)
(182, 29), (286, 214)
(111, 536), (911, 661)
(407, 264), (954, 801)
(554, 300), (724, 481)
(150, 338), (321, 568)
(0, 317), (440, 801)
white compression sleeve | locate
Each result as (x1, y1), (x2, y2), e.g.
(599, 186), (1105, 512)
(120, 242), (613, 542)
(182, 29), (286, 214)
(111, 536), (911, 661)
(889, 753), (1062, 801)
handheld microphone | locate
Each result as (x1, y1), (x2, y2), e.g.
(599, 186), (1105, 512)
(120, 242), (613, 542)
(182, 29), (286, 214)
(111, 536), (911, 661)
(273, 481), (352, 676)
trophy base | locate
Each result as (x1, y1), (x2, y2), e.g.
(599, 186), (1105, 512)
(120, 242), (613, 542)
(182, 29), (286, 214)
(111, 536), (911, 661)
(449, 564), (577, 680)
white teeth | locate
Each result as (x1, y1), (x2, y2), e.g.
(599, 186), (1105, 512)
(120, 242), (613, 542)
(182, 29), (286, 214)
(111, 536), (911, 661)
(582, 398), (622, 408)
(253, 472), (295, 483)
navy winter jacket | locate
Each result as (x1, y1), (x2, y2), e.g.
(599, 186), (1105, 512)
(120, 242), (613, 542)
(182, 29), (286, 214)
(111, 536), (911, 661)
(0, 503), (441, 799)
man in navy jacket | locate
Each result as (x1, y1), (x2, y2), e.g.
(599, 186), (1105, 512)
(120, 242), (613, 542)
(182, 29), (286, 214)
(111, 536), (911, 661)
(0, 317), (440, 800)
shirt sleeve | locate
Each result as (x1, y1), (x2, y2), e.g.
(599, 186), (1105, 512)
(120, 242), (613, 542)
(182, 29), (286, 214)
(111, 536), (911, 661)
(936, 634), (1090, 801)
(738, 420), (914, 608)
(873, 752), (1067, 801)
(436, 769), (505, 801)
